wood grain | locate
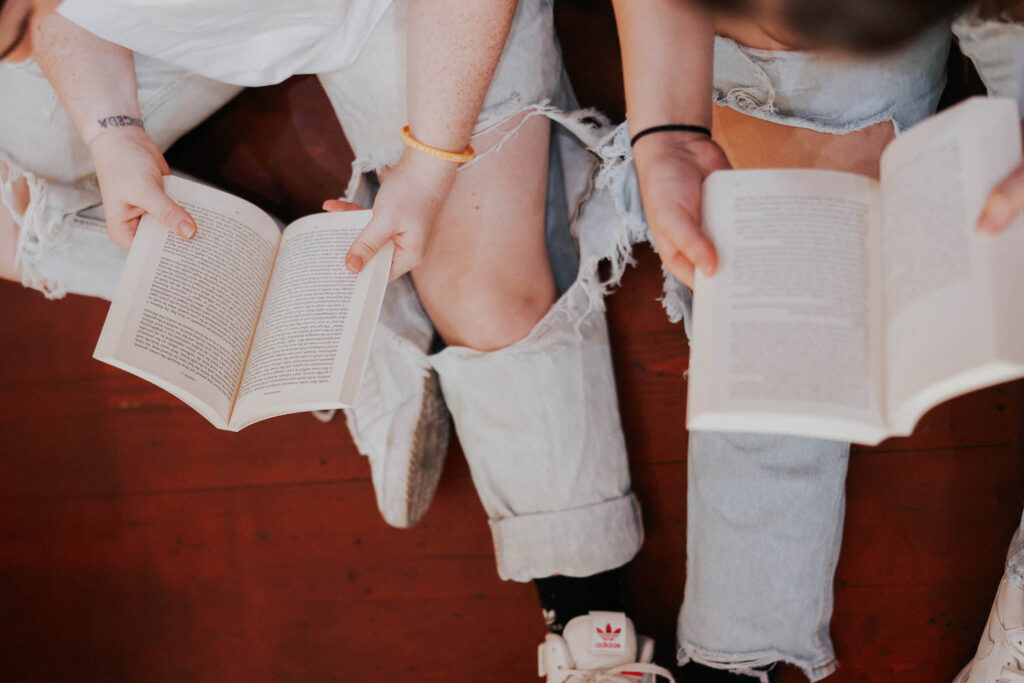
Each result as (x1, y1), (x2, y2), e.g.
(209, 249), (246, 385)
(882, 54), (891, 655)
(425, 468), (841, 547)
(1, 5), (1022, 680)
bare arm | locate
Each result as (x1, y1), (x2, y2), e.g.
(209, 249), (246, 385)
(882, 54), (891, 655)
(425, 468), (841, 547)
(612, 0), (729, 286)
(615, 0), (714, 134)
(32, 12), (196, 245)
(406, 0), (515, 155)
(340, 0), (516, 279)
(32, 11), (140, 146)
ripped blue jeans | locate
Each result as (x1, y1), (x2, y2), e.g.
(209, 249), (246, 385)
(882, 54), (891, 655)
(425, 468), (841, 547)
(0, 0), (645, 584)
(594, 23), (956, 682)
(691, 17), (1024, 680)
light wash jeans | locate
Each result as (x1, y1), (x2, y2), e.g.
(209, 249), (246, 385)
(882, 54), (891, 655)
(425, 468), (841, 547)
(684, 25), (951, 683)
(0, 0), (644, 583)
(594, 16), (1024, 681)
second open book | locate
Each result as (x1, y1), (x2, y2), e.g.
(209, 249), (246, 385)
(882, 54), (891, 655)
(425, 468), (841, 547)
(687, 97), (1024, 445)
(95, 176), (393, 431)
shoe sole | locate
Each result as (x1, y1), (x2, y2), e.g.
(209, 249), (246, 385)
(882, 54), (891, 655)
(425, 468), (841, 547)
(385, 369), (451, 528)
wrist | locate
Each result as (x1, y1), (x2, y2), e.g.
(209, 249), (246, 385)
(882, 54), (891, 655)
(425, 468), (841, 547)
(630, 124), (711, 149)
(632, 130), (729, 185)
(399, 145), (461, 182)
(626, 94), (712, 133)
(84, 113), (147, 149)
(632, 128), (714, 162)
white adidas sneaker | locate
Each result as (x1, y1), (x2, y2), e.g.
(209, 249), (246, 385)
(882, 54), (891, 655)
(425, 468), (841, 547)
(955, 573), (1024, 682)
(538, 612), (675, 683)
(334, 275), (451, 528)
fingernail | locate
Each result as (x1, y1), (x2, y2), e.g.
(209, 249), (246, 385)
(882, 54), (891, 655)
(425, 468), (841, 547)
(347, 255), (364, 273)
(179, 220), (196, 239)
(977, 217), (998, 234)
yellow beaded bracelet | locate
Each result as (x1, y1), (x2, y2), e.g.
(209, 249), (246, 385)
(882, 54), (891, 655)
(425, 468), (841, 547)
(400, 125), (476, 164)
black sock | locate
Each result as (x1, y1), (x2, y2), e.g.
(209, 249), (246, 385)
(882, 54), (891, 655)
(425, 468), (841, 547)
(533, 567), (627, 633)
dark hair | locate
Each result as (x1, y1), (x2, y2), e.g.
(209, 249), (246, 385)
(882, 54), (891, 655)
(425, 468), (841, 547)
(699, 0), (993, 52)
(0, 0), (31, 62)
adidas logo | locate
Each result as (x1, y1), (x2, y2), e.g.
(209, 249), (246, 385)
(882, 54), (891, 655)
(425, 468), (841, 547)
(589, 613), (627, 654)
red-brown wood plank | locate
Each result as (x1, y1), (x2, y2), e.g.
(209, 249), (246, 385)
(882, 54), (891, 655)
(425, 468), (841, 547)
(2, 4), (1023, 680)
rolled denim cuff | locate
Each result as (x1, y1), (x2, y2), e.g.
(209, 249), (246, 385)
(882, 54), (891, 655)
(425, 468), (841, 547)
(489, 493), (644, 582)
(954, 10), (1024, 109)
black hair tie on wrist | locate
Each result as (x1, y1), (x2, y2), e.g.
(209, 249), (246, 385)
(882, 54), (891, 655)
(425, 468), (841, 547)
(630, 124), (712, 148)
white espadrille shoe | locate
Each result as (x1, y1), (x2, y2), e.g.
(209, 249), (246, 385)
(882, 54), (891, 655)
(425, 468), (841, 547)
(323, 275), (451, 528)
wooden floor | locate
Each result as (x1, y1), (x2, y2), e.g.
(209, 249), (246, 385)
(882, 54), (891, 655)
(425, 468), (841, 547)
(2, 4), (1024, 681)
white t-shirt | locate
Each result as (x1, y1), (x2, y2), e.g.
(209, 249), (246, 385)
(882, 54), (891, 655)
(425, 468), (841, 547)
(58, 0), (394, 86)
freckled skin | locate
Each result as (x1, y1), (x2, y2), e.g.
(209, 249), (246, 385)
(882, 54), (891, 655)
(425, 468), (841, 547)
(406, 0), (516, 153)
(3, 0), (555, 351)
(31, 12), (143, 147)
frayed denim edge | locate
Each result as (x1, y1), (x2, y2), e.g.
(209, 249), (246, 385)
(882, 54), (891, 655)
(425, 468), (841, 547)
(677, 641), (838, 683)
(592, 105), (907, 330)
(713, 99), (905, 136)
(342, 102), (623, 347)
(0, 151), (68, 299)
(592, 122), (695, 323)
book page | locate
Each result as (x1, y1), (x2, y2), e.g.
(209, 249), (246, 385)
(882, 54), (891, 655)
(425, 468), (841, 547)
(230, 210), (390, 429)
(881, 97), (1024, 433)
(94, 176), (280, 428)
(687, 169), (888, 444)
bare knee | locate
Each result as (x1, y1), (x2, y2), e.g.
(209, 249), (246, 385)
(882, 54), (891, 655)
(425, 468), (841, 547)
(452, 283), (554, 351)
(411, 110), (555, 351)
(418, 269), (556, 352)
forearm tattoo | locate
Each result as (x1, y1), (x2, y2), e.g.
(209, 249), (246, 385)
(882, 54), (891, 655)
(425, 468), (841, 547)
(96, 115), (145, 130)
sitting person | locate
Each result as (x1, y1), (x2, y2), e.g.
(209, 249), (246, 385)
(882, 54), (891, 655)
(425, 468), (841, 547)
(0, 0), (673, 678)
(605, 0), (1024, 680)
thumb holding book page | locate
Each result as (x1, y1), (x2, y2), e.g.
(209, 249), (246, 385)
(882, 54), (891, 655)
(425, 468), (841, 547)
(88, 125), (198, 249)
(30, 12), (198, 250)
(977, 120), (1024, 234)
(339, 146), (457, 283)
(632, 131), (732, 287)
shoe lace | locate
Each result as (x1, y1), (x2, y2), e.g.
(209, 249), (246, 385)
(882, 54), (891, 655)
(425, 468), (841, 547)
(557, 662), (676, 683)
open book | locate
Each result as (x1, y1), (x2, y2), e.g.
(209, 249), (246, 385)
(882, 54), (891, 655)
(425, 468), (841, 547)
(95, 176), (393, 431)
(687, 97), (1024, 445)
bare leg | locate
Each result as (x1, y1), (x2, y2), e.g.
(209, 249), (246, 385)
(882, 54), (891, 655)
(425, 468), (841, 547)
(411, 110), (641, 582)
(712, 104), (894, 178)
(407, 111), (554, 351)
(678, 19), (896, 681)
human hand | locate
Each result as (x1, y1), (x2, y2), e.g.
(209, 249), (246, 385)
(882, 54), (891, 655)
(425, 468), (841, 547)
(87, 126), (196, 249)
(632, 131), (731, 287)
(977, 148), (1024, 235)
(334, 149), (457, 281)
